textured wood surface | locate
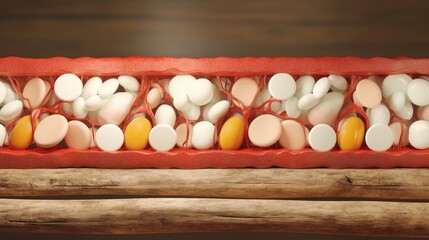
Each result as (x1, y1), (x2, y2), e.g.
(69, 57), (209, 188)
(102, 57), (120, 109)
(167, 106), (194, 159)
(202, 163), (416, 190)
(1, 0), (429, 58)
(0, 168), (427, 199)
(0, 198), (427, 237)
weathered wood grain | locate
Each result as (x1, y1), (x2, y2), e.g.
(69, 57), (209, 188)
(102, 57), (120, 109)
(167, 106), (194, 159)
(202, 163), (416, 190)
(0, 198), (427, 236)
(0, 168), (427, 199)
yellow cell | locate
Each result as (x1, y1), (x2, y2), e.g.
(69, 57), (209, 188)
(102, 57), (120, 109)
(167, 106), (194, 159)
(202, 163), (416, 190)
(9, 115), (39, 150)
(219, 116), (245, 150)
(124, 117), (152, 150)
(337, 116), (365, 151)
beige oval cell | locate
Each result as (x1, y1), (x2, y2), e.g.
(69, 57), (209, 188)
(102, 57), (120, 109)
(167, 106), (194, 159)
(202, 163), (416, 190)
(248, 114), (282, 147)
(147, 87), (164, 109)
(22, 78), (48, 109)
(65, 120), (91, 150)
(389, 122), (409, 146)
(175, 123), (193, 148)
(279, 120), (306, 150)
(34, 114), (68, 148)
(355, 79), (382, 108)
(231, 77), (259, 108)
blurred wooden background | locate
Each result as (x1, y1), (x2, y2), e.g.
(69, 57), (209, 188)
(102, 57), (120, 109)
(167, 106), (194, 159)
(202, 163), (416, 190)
(1, 0), (428, 240)
(1, 0), (429, 58)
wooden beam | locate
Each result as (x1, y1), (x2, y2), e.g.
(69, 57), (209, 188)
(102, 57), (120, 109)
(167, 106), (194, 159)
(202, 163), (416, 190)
(0, 198), (427, 236)
(0, 169), (427, 199)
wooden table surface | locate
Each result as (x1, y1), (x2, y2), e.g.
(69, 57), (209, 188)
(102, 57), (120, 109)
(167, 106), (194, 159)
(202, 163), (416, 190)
(1, 0), (429, 239)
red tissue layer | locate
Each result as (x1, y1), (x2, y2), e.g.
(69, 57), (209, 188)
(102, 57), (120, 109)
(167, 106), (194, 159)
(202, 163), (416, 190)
(0, 56), (429, 169)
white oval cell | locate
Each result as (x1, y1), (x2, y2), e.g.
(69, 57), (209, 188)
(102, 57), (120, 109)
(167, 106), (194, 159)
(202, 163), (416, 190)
(328, 75), (348, 91)
(298, 94), (319, 110)
(192, 121), (215, 150)
(395, 101), (413, 120)
(118, 75), (140, 92)
(85, 95), (107, 111)
(155, 104), (176, 127)
(389, 92), (406, 112)
(149, 124), (177, 152)
(187, 78), (213, 106)
(3, 82), (18, 104)
(268, 73), (296, 100)
(295, 75), (315, 99)
(313, 77), (331, 98)
(409, 120), (429, 149)
(307, 92), (344, 126)
(72, 97), (88, 118)
(365, 124), (394, 151)
(98, 78), (119, 99)
(284, 97), (301, 118)
(0, 100), (23, 122)
(367, 104), (390, 126)
(407, 78), (429, 106)
(34, 114), (68, 148)
(82, 77), (102, 99)
(382, 74), (412, 98)
(0, 81), (6, 105)
(95, 124), (124, 152)
(173, 91), (190, 111)
(54, 73), (83, 101)
(207, 100), (230, 124)
(0, 124), (6, 147)
(168, 75), (196, 99)
(308, 124), (336, 152)
(182, 102), (201, 121)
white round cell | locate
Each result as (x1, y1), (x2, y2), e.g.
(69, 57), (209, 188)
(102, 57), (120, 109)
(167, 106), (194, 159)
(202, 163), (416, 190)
(0, 81), (6, 105)
(328, 75), (348, 91)
(308, 124), (336, 152)
(395, 101), (413, 120)
(182, 102), (201, 121)
(168, 75), (196, 99)
(191, 121), (215, 150)
(0, 100), (23, 122)
(85, 95), (107, 111)
(118, 75), (140, 92)
(72, 97), (88, 118)
(284, 97), (301, 118)
(54, 73), (83, 101)
(407, 78), (429, 106)
(155, 104), (176, 127)
(0, 124), (6, 147)
(98, 78), (119, 99)
(367, 104), (390, 126)
(365, 124), (394, 151)
(82, 77), (102, 99)
(409, 120), (429, 149)
(268, 73), (296, 100)
(187, 78), (213, 106)
(313, 77), (331, 98)
(173, 91), (190, 111)
(207, 100), (230, 124)
(382, 74), (412, 98)
(149, 124), (177, 152)
(95, 124), (124, 152)
(389, 92), (406, 112)
(294, 75), (315, 99)
(298, 94), (319, 110)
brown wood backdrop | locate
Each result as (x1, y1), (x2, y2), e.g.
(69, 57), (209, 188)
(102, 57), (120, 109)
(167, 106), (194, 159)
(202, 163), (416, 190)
(1, 0), (429, 58)
(1, 0), (428, 239)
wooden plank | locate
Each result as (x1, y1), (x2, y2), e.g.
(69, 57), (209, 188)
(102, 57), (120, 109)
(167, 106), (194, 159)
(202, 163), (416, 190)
(0, 169), (427, 199)
(0, 198), (427, 236)
(1, 0), (429, 57)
